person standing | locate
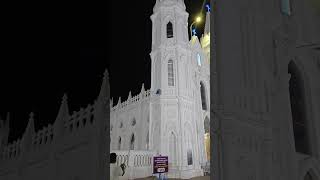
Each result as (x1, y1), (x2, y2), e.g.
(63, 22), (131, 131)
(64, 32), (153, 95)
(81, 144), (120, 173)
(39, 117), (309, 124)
(110, 153), (126, 180)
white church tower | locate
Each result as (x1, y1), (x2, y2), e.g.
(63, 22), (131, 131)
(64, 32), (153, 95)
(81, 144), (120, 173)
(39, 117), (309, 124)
(149, 0), (208, 178)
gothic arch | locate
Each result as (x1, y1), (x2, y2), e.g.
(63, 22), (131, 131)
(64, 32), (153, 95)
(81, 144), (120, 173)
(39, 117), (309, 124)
(288, 60), (317, 156)
(168, 59), (175, 86)
(184, 122), (195, 166)
(301, 168), (320, 180)
(167, 21), (173, 38)
(168, 131), (177, 166)
(131, 117), (136, 126)
(299, 158), (320, 180)
(163, 15), (174, 39)
(200, 81), (208, 111)
(146, 131), (149, 150)
(130, 133), (135, 150)
(118, 136), (122, 150)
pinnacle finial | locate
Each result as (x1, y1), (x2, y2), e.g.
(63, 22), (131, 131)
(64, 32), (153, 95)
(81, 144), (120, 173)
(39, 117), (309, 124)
(62, 93), (68, 102)
(128, 91), (132, 99)
(29, 112), (34, 120)
(117, 97), (121, 105)
(26, 111), (35, 134)
(103, 68), (109, 80)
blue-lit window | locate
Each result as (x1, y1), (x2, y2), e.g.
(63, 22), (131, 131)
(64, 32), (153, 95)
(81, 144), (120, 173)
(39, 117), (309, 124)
(197, 53), (201, 66)
(281, 0), (291, 15)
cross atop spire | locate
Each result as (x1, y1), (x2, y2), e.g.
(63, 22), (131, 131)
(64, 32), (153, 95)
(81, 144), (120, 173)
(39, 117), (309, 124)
(205, 3), (211, 12)
(192, 28), (197, 36)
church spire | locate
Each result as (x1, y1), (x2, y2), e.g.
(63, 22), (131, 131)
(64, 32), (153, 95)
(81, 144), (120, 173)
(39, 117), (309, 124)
(56, 94), (69, 121)
(204, 4), (210, 35)
(54, 93), (69, 137)
(97, 69), (110, 105)
(23, 112), (35, 140)
(128, 91), (132, 100)
(141, 83), (145, 93)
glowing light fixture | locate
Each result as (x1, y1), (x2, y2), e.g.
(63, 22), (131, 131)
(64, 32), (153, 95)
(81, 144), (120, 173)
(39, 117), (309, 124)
(190, 16), (201, 37)
(196, 16), (201, 23)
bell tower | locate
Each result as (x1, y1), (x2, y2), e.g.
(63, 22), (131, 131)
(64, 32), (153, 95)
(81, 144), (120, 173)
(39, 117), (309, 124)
(149, 0), (204, 178)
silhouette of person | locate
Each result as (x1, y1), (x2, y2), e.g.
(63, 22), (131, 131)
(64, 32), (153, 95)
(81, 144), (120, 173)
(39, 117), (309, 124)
(110, 153), (125, 180)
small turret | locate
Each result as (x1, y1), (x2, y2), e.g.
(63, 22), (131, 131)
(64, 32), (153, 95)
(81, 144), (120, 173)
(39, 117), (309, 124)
(117, 97), (121, 106)
(204, 4), (210, 35)
(97, 69), (110, 105)
(21, 112), (35, 153)
(141, 83), (145, 93)
(128, 91), (132, 101)
(54, 93), (69, 138)
(110, 98), (113, 108)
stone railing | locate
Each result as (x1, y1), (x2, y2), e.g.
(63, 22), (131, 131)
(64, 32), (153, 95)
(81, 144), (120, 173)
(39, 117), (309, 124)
(111, 90), (151, 112)
(111, 150), (156, 180)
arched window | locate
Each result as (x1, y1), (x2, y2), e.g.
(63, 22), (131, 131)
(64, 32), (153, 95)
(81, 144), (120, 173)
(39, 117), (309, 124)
(130, 134), (135, 150)
(168, 60), (174, 86)
(167, 22), (173, 38)
(304, 172), (313, 180)
(187, 149), (193, 165)
(146, 131), (149, 150)
(169, 132), (177, 165)
(197, 53), (202, 66)
(132, 118), (136, 126)
(200, 82), (207, 110)
(118, 137), (122, 150)
(185, 125), (193, 165)
(281, 0), (291, 15)
(288, 61), (310, 155)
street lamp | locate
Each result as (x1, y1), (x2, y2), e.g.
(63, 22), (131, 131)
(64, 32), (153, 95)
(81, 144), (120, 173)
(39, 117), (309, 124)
(190, 16), (202, 38)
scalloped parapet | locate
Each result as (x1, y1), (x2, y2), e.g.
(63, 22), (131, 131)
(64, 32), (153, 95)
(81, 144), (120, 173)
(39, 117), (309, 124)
(111, 89), (151, 112)
(64, 103), (96, 134)
(31, 124), (54, 150)
(0, 138), (22, 160)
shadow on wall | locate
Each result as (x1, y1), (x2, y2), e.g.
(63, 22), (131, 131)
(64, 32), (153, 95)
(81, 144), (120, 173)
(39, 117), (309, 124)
(0, 69), (110, 180)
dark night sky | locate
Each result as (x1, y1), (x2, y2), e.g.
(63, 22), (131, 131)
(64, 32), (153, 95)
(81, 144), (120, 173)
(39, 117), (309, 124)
(0, 0), (208, 142)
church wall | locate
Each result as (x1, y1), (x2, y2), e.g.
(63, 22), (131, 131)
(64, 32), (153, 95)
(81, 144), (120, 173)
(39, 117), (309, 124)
(211, 0), (319, 179)
(110, 90), (151, 151)
(0, 72), (109, 180)
(0, 111), (107, 180)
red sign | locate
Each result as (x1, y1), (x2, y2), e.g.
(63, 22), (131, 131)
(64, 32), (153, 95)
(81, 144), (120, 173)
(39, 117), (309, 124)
(153, 156), (168, 174)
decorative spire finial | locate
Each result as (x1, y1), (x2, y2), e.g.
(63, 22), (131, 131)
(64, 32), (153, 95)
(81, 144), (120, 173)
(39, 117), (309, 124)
(205, 3), (211, 12)
(128, 91), (132, 100)
(29, 112), (34, 120)
(62, 93), (68, 102)
(98, 68), (110, 103)
(103, 68), (109, 80)
(117, 97), (121, 105)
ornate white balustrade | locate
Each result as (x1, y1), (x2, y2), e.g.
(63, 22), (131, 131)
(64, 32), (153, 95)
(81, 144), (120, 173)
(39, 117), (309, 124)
(111, 150), (156, 179)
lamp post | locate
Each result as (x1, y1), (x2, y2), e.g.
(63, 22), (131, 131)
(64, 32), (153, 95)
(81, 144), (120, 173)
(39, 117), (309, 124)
(189, 16), (201, 38)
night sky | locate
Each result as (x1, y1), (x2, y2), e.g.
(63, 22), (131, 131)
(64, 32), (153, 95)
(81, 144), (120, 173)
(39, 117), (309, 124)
(1, 0), (208, 143)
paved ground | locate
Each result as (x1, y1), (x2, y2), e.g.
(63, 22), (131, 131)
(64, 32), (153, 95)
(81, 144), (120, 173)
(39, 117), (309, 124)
(135, 176), (210, 180)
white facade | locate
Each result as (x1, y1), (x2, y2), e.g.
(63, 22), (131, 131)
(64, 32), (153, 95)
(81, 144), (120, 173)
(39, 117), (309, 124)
(110, 0), (210, 179)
